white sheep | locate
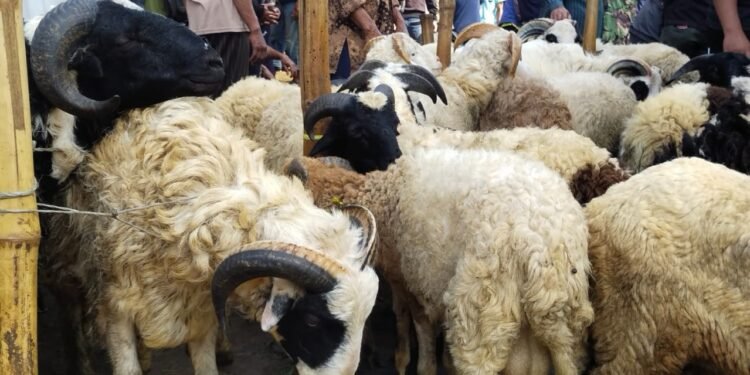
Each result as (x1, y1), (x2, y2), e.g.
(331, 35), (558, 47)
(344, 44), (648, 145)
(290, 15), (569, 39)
(43, 97), (380, 375)
(596, 42), (691, 83)
(518, 18), (579, 44)
(585, 157), (750, 374)
(295, 147), (593, 375)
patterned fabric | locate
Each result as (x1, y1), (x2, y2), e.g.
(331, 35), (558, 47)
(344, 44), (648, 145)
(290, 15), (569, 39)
(329, 0), (397, 73)
(602, 0), (638, 44)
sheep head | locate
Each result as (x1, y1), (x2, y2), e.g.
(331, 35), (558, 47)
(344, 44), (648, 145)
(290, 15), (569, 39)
(364, 32), (443, 75)
(668, 52), (750, 88)
(453, 25), (522, 78)
(607, 58), (661, 101)
(212, 206), (379, 375)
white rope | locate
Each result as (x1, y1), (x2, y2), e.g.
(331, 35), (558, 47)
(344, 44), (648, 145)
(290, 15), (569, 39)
(0, 182), (38, 199)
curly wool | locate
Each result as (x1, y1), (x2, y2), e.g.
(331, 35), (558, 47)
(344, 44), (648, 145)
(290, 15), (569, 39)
(398, 125), (628, 204)
(585, 157), (750, 374)
(216, 77), (304, 173)
(45, 97), (363, 352)
(479, 75), (573, 131)
(619, 82), (710, 173)
(299, 148), (593, 375)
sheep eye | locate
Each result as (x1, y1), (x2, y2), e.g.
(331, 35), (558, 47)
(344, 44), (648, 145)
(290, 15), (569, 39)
(304, 313), (320, 327)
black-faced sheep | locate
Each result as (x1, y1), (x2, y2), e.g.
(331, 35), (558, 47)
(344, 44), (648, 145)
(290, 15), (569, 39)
(294, 148), (593, 375)
(668, 52), (750, 88)
(44, 97), (380, 375)
(26, 0), (224, 201)
(586, 157), (750, 374)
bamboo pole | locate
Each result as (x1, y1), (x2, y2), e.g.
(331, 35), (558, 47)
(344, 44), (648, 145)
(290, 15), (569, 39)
(299, 0), (331, 155)
(0, 0), (41, 374)
(436, 0), (455, 68)
(420, 13), (434, 45)
(582, 0), (598, 53)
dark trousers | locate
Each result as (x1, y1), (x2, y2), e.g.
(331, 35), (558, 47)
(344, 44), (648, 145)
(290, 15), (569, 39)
(203, 31), (250, 96)
(659, 25), (723, 58)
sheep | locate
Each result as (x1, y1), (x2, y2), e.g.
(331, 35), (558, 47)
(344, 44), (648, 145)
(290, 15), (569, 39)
(585, 157), (750, 374)
(667, 51), (750, 87)
(292, 147), (594, 375)
(595, 42), (690, 83)
(364, 32), (443, 75)
(517, 18), (580, 44)
(320, 67), (629, 205)
(25, 0), (224, 201)
(477, 74), (574, 131)
(43, 96), (381, 375)
(618, 82), (730, 173)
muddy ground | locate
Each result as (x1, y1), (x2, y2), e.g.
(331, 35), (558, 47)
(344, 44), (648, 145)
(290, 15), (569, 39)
(38, 276), (431, 375)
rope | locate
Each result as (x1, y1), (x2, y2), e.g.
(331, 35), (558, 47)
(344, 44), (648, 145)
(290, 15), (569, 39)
(0, 182), (38, 199)
(0, 196), (198, 238)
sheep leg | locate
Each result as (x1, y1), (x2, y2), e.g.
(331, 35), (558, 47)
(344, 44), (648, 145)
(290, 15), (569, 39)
(410, 300), (438, 375)
(443, 254), (522, 375)
(391, 283), (412, 375)
(105, 314), (142, 375)
(188, 329), (219, 375)
(215, 328), (234, 367)
(136, 338), (152, 373)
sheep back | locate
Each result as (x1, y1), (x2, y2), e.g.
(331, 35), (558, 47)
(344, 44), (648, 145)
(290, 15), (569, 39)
(479, 75), (573, 131)
(585, 157), (750, 374)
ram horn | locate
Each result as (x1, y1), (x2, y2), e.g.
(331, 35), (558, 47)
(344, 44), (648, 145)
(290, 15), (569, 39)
(517, 18), (555, 43)
(454, 22), (500, 50)
(364, 35), (387, 55)
(607, 58), (652, 78)
(508, 32), (522, 77)
(666, 55), (710, 85)
(338, 70), (377, 93)
(31, 0), (121, 119)
(397, 64), (448, 104)
(304, 93), (357, 140)
(211, 241), (349, 331)
(359, 59), (389, 72)
(392, 34), (413, 64)
(392, 72), (440, 103)
(373, 84), (396, 113)
(340, 204), (378, 270)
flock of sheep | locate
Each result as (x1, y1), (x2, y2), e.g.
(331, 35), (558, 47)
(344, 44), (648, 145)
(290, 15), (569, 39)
(23, 0), (750, 374)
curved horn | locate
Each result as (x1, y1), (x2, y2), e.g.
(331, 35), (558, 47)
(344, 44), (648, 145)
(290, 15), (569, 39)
(340, 205), (378, 270)
(374, 84), (396, 113)
(517, 18), (555, 43)
(337, 70), (377, 93)
(212, 241), (349, 331)
(392, 34), (413, 64)
(667, 55), (709, 84)
(453, 22), (500, 50)
(607, 58), (652, 78)
(358, 59), (389, 72)
(364, 35), (387, 55)
(392, 72), (440, 103)
(304, 93), (357, 140)
(31, 0), (121, 118)
(398, 64), (447, 104)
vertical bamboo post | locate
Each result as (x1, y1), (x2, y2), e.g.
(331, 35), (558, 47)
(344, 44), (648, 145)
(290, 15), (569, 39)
(299, 0), (331, 155)
(0, 0), (41, 374)
(420, 13), (434, 45)
(436, 0), (454, 68)
(582, 0), (598, 52)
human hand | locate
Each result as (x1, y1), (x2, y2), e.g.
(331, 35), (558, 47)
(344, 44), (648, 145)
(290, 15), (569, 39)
(262, 4), (281, 25)
(280, 53), (299, 81)
(550, 6), (570, 21)
(249, 30), (269, 63)
(723, 30), (750, 56)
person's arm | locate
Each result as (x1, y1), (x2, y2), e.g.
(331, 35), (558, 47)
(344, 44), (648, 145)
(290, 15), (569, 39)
(350, 7), (383, 40)
(233, 0), (268, 63)
(713, 0), (750, 55)
(392, 2), (407, 33)
(547, 0), (570, 20)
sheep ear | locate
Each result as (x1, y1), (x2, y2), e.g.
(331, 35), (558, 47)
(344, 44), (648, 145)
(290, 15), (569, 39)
(283, 158), (308, 184)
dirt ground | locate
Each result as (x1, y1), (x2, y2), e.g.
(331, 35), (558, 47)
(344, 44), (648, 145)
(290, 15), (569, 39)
(38, 276), (427, 375)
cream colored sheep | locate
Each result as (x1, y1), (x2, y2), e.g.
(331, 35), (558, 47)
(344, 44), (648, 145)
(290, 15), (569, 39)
(43, 97), (380, 375)
(619, 82), (713, 173)
(586, 157), (750, 374)
(295, 147), (593, 375)
(596, 42), (690, 83)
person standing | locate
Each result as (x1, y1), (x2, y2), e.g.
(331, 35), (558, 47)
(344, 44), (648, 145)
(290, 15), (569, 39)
(400, 0), (430, 41)
(454, 0), (481, 33)
(713, 0), (750, 55)
(268, 0), (298, 64)
(185, 0), (269, 95)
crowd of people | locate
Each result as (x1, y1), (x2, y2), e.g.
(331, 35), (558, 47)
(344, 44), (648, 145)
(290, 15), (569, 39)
(22, 0), (750, 95)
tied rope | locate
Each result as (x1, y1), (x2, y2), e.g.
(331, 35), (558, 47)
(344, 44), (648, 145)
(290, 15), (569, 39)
(0, 187), (197, 238)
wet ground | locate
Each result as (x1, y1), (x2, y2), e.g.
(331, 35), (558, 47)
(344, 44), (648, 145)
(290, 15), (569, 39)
(38, 276), (425, 375)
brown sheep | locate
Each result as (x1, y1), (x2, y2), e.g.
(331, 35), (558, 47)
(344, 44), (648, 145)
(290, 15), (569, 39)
(479, 76), (573, 131)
